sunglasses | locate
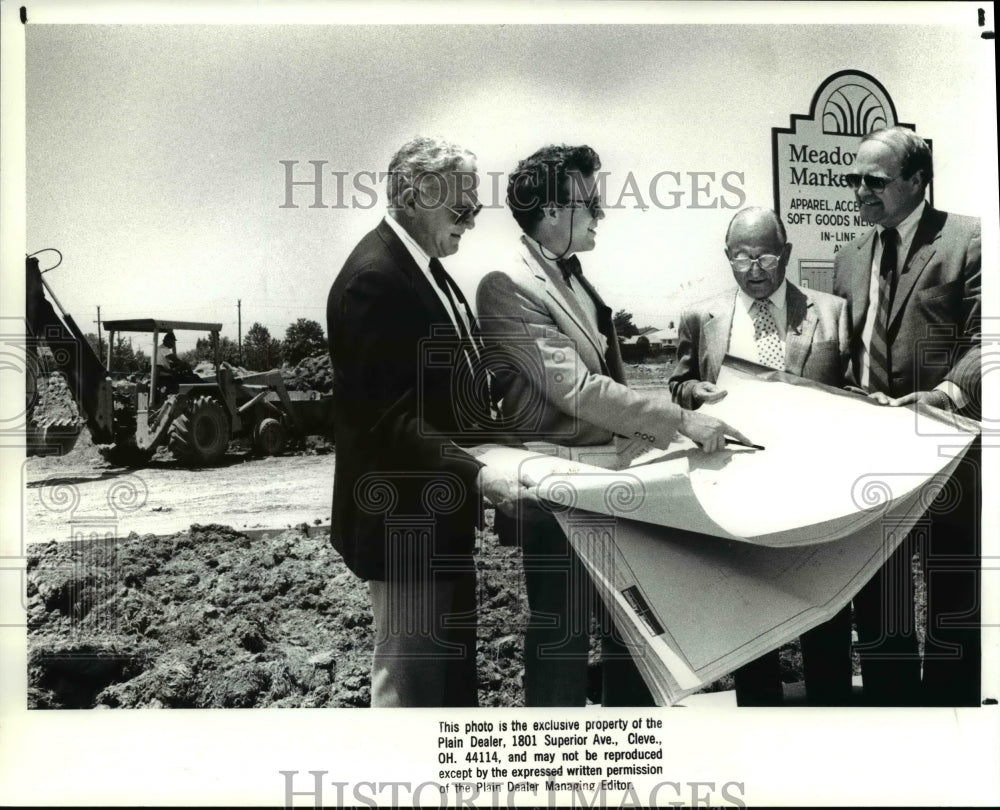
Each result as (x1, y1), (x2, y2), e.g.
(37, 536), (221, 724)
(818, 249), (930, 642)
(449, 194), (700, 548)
(843, 173), (898, 192)
(563, 196), (603, 218)
(442, 202), (483, 225)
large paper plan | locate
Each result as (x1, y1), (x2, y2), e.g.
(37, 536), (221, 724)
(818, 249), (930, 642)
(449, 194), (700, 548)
(475, 361), (980, 704)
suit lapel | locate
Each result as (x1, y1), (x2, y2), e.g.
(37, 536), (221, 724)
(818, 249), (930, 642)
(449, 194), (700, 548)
(889, 205), (942, 330)
(376, 219), (456, 335)
(520, 238), (609, 369)
(848, 229), (877, 334)
(784, 283), (816, 376)
(575, 272), (626, 382)
(703, 292), (735, 382)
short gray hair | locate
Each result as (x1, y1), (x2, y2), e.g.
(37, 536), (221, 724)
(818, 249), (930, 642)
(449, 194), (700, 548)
(861, 126), (933, 189)
(386, 136), (477, 208)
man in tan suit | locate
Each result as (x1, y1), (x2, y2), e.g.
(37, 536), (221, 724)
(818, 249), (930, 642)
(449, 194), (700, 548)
(476, 144), (747, 706)
(669, 207), (853, 705)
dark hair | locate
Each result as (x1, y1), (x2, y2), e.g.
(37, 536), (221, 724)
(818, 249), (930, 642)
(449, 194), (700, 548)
(861, 126), (933, 189)
(506, 144), (601, 234)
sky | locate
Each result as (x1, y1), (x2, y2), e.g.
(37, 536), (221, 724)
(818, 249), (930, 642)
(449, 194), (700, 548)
(22, 13), (997, 357)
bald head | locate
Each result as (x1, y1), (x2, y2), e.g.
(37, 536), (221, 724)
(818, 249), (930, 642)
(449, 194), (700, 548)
(725, 207), (791, 300)
(725, 207), (786, 252)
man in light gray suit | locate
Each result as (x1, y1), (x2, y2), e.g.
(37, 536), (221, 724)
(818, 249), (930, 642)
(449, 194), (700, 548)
(668, 207), (853, 705)
(476, 144), (748, 706)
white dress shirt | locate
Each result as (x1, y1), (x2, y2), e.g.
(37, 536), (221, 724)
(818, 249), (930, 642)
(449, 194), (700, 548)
(525, 236), (607, 354)
(383, 214), (470, 336)
(857, 201), (964, 406)
(727, 279), (789, 365)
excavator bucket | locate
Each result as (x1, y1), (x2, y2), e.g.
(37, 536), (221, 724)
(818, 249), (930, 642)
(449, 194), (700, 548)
(28, 417), (82, 456)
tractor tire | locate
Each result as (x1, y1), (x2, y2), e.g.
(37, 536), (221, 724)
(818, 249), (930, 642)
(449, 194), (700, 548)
(168, 396), (230, 466)
(253, 417), (287, 456)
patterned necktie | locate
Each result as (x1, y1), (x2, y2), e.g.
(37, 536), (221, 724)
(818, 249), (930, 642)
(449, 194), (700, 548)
(867, 227), (898, 394)
(751, 299), (784, 370)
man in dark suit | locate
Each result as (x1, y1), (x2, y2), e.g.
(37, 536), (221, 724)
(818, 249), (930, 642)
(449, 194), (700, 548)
(669, 206), (854, 705)
(477, 144), (747, 706)
(833, 126), (981, 706)
(326, 136), (532, 707)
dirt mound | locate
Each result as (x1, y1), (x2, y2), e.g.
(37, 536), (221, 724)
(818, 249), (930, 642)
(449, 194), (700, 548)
(26, 513), (531, 708)
(25, 502), (829, 707)
(30, 372), (80, 425)
(282, 353), (333, 393)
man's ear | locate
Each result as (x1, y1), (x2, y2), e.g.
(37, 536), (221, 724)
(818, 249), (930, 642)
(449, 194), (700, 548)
(724, 247), (732, 262)
(780, 242), (793, 263)
(398, 186), (418, 217)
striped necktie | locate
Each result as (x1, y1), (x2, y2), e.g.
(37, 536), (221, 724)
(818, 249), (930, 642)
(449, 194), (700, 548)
(867, 227), (898, 394)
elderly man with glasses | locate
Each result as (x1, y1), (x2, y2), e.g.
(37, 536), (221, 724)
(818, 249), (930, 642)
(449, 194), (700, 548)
(833, 126), (982, 707)
(668, 206), (853, 705)
(476, 144), (747, 706)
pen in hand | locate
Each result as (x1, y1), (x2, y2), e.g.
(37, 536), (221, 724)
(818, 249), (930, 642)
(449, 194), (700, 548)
(725, 437), (766, 451)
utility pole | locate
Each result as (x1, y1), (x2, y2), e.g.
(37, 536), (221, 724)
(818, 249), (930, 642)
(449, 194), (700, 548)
(237, 299), (242, 364)
(95, 305), (103, 359)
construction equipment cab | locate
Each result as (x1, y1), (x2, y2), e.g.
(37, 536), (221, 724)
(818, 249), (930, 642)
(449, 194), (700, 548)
(102, 319), (233, 465)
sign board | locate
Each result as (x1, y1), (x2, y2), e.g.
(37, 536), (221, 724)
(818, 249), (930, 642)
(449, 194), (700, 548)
(772, 70), (931, 292)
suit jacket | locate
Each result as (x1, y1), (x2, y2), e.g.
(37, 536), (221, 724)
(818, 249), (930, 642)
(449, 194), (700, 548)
(326, 219), (485, 581)
(832, 205), (981, 410)
(476, 235), (686, 450)
(669, 283), (850, 409)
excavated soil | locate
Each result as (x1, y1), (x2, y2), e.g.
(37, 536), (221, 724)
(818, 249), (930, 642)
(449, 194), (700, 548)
(25, 511), (816, 709)
(26, 514), (535, 709)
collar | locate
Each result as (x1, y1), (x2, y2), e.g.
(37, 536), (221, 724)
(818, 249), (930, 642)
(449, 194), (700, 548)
(876, 199), (925, 246)
(384, 213), (431, 272)
(524, 233), (576, 280)
(736, 278), (788, 313)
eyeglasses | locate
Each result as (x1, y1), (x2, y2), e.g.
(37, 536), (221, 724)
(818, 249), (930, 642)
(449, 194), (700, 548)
(564, 196), (602, 218)
(729, 254), (781, 272)
(443, 202), (483, 225)
(843, 173), (898, 192)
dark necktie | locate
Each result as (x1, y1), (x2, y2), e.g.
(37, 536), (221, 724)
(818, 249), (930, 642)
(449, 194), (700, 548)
(428, 258), (493, 419)
(556, 255), (582, 286)
(429, 258), (474, 346)
(868, 227), (898, 394)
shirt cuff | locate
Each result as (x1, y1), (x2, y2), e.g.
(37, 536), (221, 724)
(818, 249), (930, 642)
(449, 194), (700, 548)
(934, 381), (966, 411)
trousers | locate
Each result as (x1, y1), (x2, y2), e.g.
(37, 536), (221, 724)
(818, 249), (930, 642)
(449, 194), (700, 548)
(368, 568), (479, 707)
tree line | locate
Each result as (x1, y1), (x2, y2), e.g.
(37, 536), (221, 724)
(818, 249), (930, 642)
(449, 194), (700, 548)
(84, 312), (662, 374)
(83, 318), (328, 374)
